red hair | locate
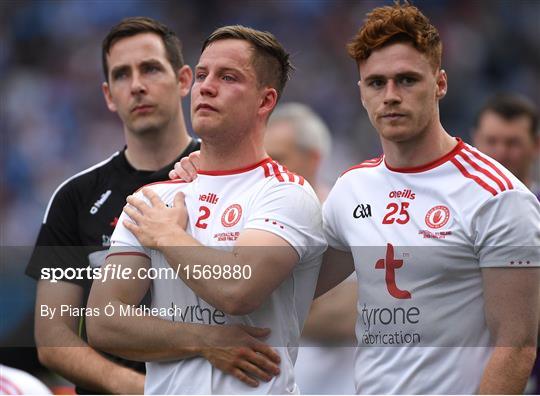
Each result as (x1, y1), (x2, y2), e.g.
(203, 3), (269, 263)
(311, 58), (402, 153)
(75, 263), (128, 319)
(347, 1), (442, 71)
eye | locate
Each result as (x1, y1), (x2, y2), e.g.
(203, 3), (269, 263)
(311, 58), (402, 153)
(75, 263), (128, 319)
(368, 79), (384, 88)
(398, 76), (417, 86)
(112, 70), (128, 81)
(222, 75), (236, 82)
(195, 72), (207, 82)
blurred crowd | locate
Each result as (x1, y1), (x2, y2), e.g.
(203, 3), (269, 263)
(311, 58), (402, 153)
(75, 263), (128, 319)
(1, 0), (539, 384)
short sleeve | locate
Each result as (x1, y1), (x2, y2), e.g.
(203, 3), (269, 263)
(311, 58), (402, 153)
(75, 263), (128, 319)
(244, 181), (327, 262)
(109, 189), (151, 258)
(473, 189), (540, 268)
(322, 179), (350, 252)
(25, 181), (87, 285)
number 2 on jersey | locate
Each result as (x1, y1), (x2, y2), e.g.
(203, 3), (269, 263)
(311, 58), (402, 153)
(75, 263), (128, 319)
(195, 206), (210, 229)
(382, 202), (410, 224)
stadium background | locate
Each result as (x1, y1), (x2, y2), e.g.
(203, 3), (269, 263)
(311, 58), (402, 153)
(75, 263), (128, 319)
(1, 0), (539, 387)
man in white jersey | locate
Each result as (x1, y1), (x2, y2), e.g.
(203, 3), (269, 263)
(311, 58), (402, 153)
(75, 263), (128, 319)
(315, 3), (540, 394)
(171, 103), (357, 394)
(87, 26), (326, 394)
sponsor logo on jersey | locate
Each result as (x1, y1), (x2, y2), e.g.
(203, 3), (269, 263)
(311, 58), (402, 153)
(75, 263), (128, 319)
(90, 190), (112, 215)
(425, 205), (450, 229)
(168, 302), (226, 325)
(389, 189), (416, 200)
(221, 204), (242, 227)
(375, 243), (411, 299)
(353, 204), (372, 219)
(418, 230), (452, 239)
(213, 231), (240, 242)
(199, 192), (219, 205)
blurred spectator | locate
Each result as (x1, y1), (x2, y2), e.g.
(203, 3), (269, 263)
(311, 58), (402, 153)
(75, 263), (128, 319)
(472, 93), (539, 198)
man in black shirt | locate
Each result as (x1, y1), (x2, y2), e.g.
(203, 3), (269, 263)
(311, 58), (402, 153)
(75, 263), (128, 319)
(26, 17), (278, 394)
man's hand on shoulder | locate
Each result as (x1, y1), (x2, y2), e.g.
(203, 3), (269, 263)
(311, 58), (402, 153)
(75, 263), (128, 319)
(169, 151), (200, 181)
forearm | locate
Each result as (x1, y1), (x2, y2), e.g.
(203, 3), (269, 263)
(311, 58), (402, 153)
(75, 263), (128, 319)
(36, 322), (144, 394)
(160, 236), (259, 314)
(86, 298), (205, 362)
(302, 282), (357, 343)
(39, 345), (143, 394)
(478, 346), (536, 394)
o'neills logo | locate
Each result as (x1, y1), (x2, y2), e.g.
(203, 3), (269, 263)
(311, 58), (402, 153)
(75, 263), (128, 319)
(221, 204), (242, 227)
(389, 189), (415, 200)
(199, 192), (219, 205)
(90, 190), (112, 214)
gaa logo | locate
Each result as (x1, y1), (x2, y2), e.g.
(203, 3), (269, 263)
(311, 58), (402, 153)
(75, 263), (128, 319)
(221, 204), (242, 227)
(425, 205), (450, 229)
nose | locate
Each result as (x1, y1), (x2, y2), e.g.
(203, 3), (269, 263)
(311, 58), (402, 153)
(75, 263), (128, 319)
(383, 79), (401, 106)
(130, 71), (147, 95)
(199, 75), (217, 97)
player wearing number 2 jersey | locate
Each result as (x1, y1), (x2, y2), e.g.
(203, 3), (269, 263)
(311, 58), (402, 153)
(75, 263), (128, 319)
(316, 2), (540, 394)
(87, 26), (326, 394)
(109, 158), (324, 394)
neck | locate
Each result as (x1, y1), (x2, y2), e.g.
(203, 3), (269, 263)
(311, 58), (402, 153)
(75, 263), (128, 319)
(381, 121), (456, 169)
(124, 111), (191, 171)
(198, 127), (267, 172)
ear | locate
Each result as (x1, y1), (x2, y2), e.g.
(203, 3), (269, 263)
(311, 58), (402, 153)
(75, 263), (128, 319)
(177, 65), (193, 97)
(102, 82), (117, 113)
(435, 69), (448, 99)
(258, 88), (278, 119)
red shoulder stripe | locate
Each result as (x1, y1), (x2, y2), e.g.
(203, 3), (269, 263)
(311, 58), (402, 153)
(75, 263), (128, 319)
(463, 146), (513, 190)
(263, 162), (271, 177)
(0, 376), (23, 395)
(450, 158), (497, 196)
(270, 161), (306, 185)
(270, 161), (285, 182)
(341, 156), (383, 176)
(457, 151), (506, 192)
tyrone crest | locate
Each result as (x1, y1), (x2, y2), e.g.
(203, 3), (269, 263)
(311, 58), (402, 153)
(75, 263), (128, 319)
(221, 204), (242, 227)
(425, 205), (450, 229)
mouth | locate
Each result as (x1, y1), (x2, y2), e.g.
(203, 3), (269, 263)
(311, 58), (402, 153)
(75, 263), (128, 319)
(131, 104), (155, 114)
(196, 103), (218, 112)
(381, 112), (406, 121)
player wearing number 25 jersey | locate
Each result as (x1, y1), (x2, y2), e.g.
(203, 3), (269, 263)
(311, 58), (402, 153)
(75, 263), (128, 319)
(110, 157), (326, 394)
(323, 138), (540, 394)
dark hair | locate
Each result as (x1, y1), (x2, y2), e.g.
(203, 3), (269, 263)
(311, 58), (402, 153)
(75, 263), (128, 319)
(102, 16), (184, 82)
(475, 94), (538, 138)
(201, 25), (293, 100)
(347, 1), (442, 71)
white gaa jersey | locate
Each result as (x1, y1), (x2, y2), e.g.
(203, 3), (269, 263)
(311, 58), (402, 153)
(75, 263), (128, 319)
(110, 158), (326, 394)
(323, 139), (540, 394)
